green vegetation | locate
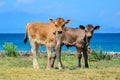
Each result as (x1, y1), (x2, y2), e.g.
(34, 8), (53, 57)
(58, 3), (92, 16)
(3, 42), (18, 57)
(89, 50), (111, 61)
(0, 51), (120, 80)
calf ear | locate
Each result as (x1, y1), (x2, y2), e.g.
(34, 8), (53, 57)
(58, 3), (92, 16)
(94, 25), (100, 30)
(79, 25), (85, 30)
(65, 19), (71, 24)
(49, 18), (55, 23)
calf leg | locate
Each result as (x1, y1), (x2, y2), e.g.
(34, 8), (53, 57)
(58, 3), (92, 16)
(77, 53), (82, 68)
(49, 48), (63, 69)
(76, 48), (82, 68)
(51, 50), (56, 68)
(56, 49), (63, 69)
(46, 46), (52, 69)
(83, 47), (89, 68)
(30, 42), (39, 69)
(54, 40), (63, 69)
(51, 49), (63, 69)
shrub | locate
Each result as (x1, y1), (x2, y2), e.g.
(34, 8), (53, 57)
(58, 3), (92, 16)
(3, 42), (18, 57)
(89, 50), (111, 61)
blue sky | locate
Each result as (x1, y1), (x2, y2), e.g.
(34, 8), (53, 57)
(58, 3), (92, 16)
(0, 0), (120, 33)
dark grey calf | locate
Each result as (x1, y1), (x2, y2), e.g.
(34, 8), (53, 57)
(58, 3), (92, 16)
(51, 24), (100, 68)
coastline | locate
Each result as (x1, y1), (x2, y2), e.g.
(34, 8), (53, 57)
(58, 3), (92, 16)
(0, 50), (120, 58)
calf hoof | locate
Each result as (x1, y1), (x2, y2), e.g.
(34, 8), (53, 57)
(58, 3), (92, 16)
(33, 65), (39, 69)
(85, 65), (89, 68)
(50, 64), (54, 68)
(85, 66), (89, 68)
(77, 65), (81, 68)
(58, 66), (63, 70)
(46, 68), (51, 70)
(46, 66), (53, 70)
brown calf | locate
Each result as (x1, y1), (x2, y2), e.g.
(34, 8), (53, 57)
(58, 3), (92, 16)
(24, 18), (71, 69)
(51, 24), (100, 68)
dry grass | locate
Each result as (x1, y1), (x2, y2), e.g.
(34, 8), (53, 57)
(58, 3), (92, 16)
(0, 67), (119, 80)
(0, 53), (120, 80)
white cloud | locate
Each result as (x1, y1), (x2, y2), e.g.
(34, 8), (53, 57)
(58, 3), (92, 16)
(16, 0), (35, 4)
(0, 1), (5, 7)
(116, 12), (120, 16)
(13, 0), (65, 15)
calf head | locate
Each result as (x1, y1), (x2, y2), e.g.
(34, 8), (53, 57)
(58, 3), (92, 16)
(79, 24), (100, 38)
(49, 18), (71, 35)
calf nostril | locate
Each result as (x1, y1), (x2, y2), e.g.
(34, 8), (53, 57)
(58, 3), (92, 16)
(58, 31), (62, 34)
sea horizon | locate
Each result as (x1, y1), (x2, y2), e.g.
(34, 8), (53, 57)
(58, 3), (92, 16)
(0, 33), (120, 52)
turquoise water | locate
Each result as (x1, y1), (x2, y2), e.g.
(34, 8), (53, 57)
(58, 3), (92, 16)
(0, 33), (120, 52)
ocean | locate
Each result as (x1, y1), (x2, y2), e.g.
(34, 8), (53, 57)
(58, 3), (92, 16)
(0, 33), (120, 52)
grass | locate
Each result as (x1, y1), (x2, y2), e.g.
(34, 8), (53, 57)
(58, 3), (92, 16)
(0, 52), (120, 80)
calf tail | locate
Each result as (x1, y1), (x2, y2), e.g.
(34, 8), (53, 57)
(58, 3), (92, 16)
(24, 31), (28, 44)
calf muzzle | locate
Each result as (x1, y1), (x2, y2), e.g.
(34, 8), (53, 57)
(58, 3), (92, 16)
(58, 31), (63, 34)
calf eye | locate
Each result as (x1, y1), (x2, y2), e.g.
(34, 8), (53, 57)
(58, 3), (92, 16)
(53, 32), (56, 35)
(55, 24), (58, 27)
(85, 30), (87, 32)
